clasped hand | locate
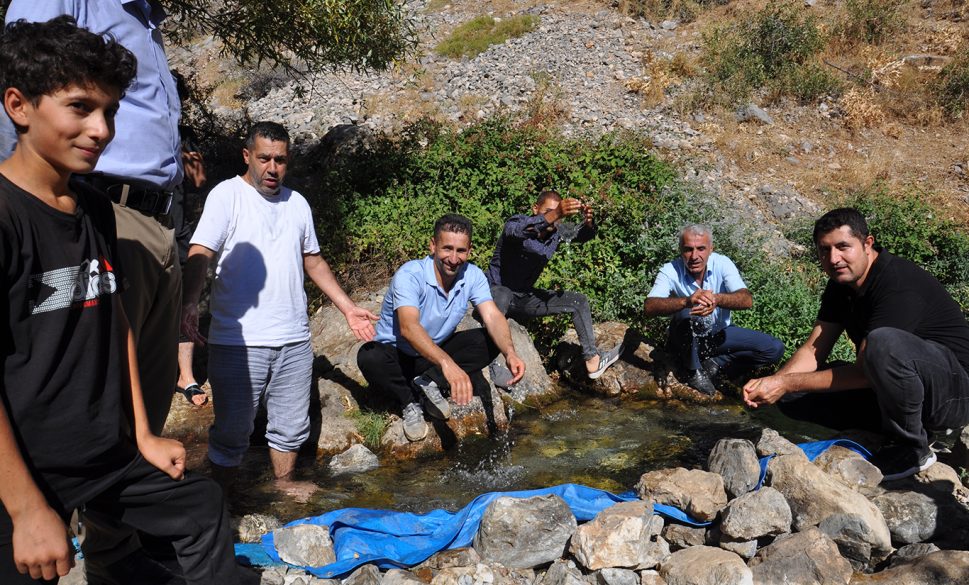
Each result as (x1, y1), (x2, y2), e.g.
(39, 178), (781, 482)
(688, 289), (716, 316)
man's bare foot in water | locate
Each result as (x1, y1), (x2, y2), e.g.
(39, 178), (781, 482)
(274, 478), (319, 503)
(270, 449), (317, 502)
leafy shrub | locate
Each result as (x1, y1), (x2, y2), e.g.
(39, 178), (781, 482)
(839, 0), (908, 45)
(936, 50), (969, 118)
(435, 14), (539, 59)
(746, 4), (824, 78)
(772, 62), (844, 103)
(700, 2), (829, 104)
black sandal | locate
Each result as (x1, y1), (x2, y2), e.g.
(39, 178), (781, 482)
(178, 383), (209, 406)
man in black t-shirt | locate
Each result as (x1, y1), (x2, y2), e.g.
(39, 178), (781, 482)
(743, 208), (969, 481)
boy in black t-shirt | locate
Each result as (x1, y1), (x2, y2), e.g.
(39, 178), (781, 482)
(0, 17), (249, 584)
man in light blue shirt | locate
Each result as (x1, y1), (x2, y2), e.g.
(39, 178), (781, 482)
(645, 224), (783, 395)
(359, 214), (525, 442)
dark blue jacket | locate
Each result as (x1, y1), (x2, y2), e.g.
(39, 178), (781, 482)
(486, 213), (595, 291)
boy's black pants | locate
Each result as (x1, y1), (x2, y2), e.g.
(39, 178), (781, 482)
(0, 457), (243, 585)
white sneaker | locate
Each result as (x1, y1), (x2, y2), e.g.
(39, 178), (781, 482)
(413, 375), (451, 420)
(588, 342), (624, 380)
(401, 402), (428, 442)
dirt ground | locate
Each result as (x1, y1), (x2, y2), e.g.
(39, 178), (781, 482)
(636, 0), (969, 225)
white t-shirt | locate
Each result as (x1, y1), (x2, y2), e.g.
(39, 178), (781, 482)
(190, 176), (320, 346)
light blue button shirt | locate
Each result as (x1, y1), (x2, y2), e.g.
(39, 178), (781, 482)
(647, 252), (748, 332)
(374, 256), (493, 357)
(0, 0), (182, 189)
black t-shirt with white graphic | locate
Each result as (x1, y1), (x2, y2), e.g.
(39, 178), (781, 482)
(0, 173), (137, 514)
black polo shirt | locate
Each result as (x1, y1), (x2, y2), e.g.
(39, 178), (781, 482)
(817, 248), (969, 373)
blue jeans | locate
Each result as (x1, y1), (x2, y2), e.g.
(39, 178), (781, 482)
(207, 340), (314, 467)
(668, 320), (784, 377)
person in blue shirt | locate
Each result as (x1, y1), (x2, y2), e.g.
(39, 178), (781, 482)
(645, 224), (784, 395)
(358, 214), (525, 442)
(487, 190), (623, 380)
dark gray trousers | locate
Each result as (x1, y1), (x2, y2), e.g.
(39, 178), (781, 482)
(863, 327), (969, 450)
(0, 457), (246, 585)
(490, 284), (598, 360)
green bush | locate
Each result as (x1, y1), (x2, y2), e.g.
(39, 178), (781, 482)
(772, 62), (844, 103)
(840, 0), (908, 45)
(700, 2), (830, 104)
(936, 51), (969, 118)
(435, 14), (539, 59)
(746, 4), (825, 77)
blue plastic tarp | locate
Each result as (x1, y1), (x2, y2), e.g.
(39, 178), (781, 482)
(246, 439), (872, 577)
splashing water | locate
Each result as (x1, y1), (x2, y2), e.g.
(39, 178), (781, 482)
(555, 221), (583, 243)
(690, 313), (716, 336)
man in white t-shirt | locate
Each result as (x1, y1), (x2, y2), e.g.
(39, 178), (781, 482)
(181, 122), (376, 499)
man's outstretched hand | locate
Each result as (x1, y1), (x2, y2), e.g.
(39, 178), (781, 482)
(742, 375), (787, 408)
(344, 305), (379, 342)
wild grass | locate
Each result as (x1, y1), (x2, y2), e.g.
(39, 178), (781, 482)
(435, 14), (540, 59)
(346, 409), (390, 450)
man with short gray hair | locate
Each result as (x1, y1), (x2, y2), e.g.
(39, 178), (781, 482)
(644, 225), (783, 394)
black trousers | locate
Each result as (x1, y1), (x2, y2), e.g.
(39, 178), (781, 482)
(780, 328), (969, 450)
(0, 457), (245, 585)
(357, 329), (500, 408)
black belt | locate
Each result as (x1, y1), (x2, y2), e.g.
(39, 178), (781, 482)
(83, 174), (173, 216)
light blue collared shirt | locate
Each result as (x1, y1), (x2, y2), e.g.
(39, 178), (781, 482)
(647, 252), (748, 332)
(374, 256), (493, 357)
(0, 0), (182, 189)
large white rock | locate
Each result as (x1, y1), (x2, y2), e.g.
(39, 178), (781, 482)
(659, 546), (752, 585)
(570, 501), (668, 570)
(636, 468), (728, 523)
(474, 494), (577, 569)
(767, 453), (892, 566)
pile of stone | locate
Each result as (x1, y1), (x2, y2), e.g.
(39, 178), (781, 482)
(254, 427), (969, 585)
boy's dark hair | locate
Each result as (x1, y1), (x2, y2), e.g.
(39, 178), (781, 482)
(433, 214), (473, 242)
(245, 121), (290, 149)
(812, 207), (870, 245)
(0, 16), (136, 111)
(536, 189), (561, 206)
